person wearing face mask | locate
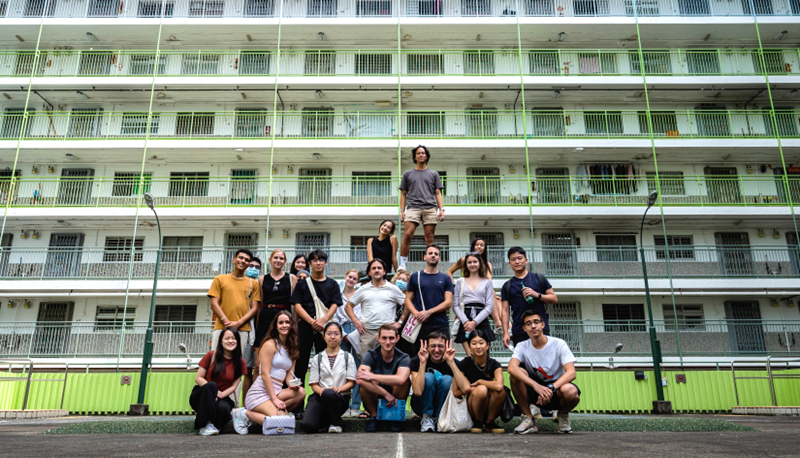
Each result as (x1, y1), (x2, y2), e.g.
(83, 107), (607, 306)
(336, 269), (365, 417)
(453, 253), (495, 357)
(345, 259), (406, 360)
(300, 322), (357, 434)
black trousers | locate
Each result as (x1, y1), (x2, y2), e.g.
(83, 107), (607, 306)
(189, 382), (234, 430)
(300, 389), (351, 433)
(295, 320), (326, 391)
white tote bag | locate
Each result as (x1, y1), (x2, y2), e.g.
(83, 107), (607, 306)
(306, 277), (333, 324)
(437, 390), (472, 433)
(401, 272), (425, 343)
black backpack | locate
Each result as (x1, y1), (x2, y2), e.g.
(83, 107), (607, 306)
(502, 272), (549, 311)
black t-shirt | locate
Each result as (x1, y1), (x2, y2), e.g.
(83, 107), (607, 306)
(409, 355), (457, 377)
(361, 347), (410, 376)
(456, 356), (502, 384)
(289, 276), (343, 319)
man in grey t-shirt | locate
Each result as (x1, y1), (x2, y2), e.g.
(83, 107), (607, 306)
(399, 145), (444, 271)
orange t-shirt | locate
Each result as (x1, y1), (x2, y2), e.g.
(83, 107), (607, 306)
(207, 274), (261, 331)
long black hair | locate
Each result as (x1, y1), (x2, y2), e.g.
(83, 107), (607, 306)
(210, 327), (243, 381)
(290, 254), (308, 276)
(469, 237), (489, 266)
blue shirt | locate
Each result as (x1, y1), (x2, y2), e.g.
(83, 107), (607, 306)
(406, 271), (454, 328)
(501, 272), (552, 335)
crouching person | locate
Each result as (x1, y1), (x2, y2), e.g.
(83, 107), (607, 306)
(191, 327), (247, 436)
(509, 310), (580, 435)
(410, 331), (457, 432)
(301, 322), (357, 434)
(451, 329), (506, 434)
(231, 311), (306, 434)
(356, 324), (411, 433)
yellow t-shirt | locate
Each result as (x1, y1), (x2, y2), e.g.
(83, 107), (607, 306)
(207, 274), (261, 331)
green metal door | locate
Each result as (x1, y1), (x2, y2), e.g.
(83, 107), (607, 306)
(229, 169), (256, 205)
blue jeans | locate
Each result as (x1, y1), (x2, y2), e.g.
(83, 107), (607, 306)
(410, 373), (453, 418)
(341, 322), (362, 410)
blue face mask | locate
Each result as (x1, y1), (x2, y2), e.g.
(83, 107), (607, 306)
(396, 280), (407, 291)
(245, 267), (260, 279)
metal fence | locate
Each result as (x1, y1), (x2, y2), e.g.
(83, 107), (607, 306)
(3, 174), (799, 208)
(1, 245), (797, 280)
(1, 319), (798, 359)
(3, 48), (798, 77)
(1, 0), (798, 18)
(1, 110), (798, 140)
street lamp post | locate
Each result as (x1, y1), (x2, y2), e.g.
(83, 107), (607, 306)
(129, 192), (162, 416)
(640, 190), (672, 414)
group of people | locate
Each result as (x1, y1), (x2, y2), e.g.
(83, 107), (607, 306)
(192, 243), (581, 436)
(188, 145), (580, 436)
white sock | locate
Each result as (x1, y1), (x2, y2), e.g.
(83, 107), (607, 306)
(400, 256), (408, 265)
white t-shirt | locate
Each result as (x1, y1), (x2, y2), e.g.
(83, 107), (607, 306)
(348, 281), (406, 330)
(511, 336), (576, 382)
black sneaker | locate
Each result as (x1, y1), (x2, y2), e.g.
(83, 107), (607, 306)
(470, 420), (484, 434)
(540, 409), (552, 418)
(485, 421), (505, 434)
(389, 423), (402, 433)
(365, 417), (378, 433)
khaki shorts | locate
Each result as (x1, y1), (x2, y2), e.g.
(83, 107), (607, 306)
(360, 328), (380, 359)
(406, 207), (438, 226)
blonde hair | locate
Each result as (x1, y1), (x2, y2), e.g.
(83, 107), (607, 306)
(344, 268), (360, 279)
(391, 269), (410, 284)
(269, 249), (287, 267)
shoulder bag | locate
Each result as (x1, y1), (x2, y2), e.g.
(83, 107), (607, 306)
(449, 277), (465, 338)
(262, 414), (296, 436)
(306, 277), (333, 324)
(437, 390), (472, 433)
(401, 272), (425, 343)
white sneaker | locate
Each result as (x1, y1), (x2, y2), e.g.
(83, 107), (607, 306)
(399, 263), (407, 272)
(558, 412), (572, 434)
(198, 422), (219, 436)
(345, 408), (356, 418)
(232, 407), (250, 435)
(514, 414), (537, 434)
(420, 414), (435, 433)
(552, 411), (558, 422)
(530, 404), (543, 420)
(328, 425), (343, 433)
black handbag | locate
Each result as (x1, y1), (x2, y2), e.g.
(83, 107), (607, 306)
(500, 386), (515, 423)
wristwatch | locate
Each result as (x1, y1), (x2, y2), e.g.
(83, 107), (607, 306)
(547, 383), (556, 393)
(537, 291), (542, 300)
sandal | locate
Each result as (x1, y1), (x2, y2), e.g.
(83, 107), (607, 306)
(358, 411), (370, 419)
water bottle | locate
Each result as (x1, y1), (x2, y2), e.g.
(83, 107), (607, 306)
(522, 281), (536, 305)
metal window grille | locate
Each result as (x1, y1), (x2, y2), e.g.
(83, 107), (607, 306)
(602, 303), (645, 332)
(163, 236), (204, 263)
(662, 304), (705, 330)
(169, 172), (209, 197)
(103, 237), (144, 262)
(112, 172), (152, 197)
(154, 305), (197, 332)
(595, 235), (638, 262)
(654, 235), (694, 260)
(95, 306), (136, 331)
(646, 171), (685, 196)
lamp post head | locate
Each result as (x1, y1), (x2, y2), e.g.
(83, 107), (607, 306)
(143, 192), (155, 211)
(646, 191), (658, 209)
(614, 343), (624, 354)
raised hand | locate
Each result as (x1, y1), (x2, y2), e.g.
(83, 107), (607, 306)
(418, 340), (429, 364)
(444, 339), (456, 363)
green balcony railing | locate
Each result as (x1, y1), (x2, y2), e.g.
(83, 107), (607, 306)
(2, 109), (798, 141)
(3, 175), (798, 208)
(1, 245), (797, 280)
(2, 319), (798, 359)
(2, 48), (799, 77)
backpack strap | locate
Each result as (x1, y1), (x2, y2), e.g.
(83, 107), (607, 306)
(502, 278), (512, 302)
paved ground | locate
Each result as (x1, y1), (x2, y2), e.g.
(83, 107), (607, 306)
(0, 414), (798, 457)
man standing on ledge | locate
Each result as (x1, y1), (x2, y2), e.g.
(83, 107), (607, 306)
(399, 145), (444, 271)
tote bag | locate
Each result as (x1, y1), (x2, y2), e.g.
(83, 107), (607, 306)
(401, 272), (425, 343)
(306, 277), (333, 324)
(437, 390), (472, 433)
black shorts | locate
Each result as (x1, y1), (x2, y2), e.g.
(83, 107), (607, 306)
(524, 366), (580, 412)
(454, 310), (496, 344)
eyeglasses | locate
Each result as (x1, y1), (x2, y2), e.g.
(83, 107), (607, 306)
(273, 280), (280, 292)
(524, 319), (543, 326)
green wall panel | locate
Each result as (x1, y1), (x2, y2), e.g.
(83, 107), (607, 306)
(2, 370), (798, 414)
